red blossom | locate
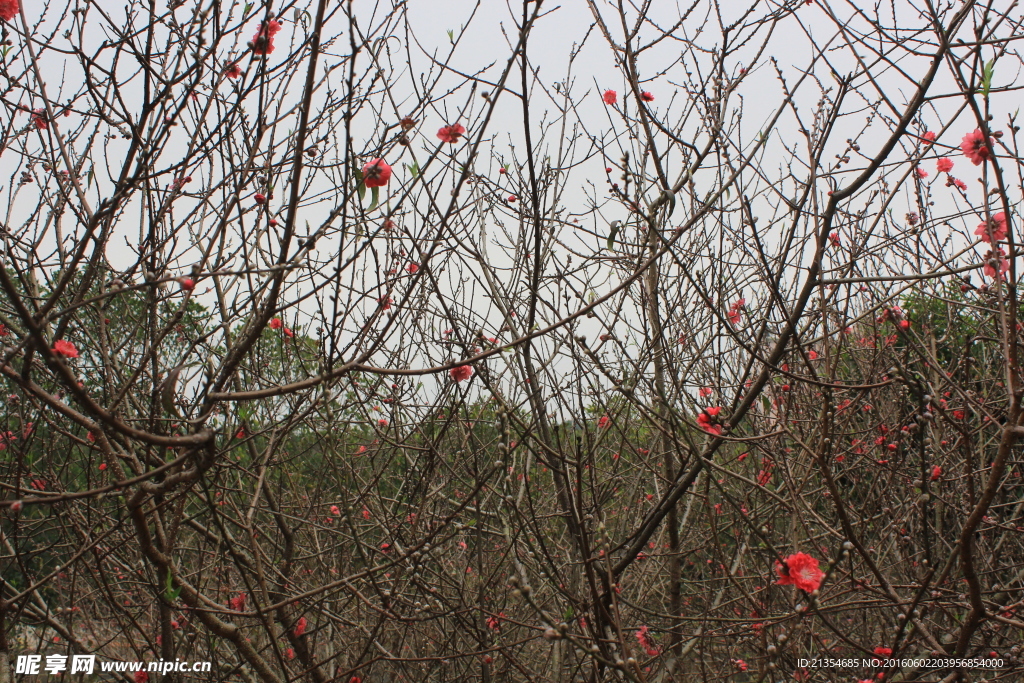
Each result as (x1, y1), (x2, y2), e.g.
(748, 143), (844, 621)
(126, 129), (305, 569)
(135, 672), (149, 683)
(975, 212), (1008, 243)
(873, 647), (892, 656)
(251, 19), (282, 56)
(915, 167), (928, 179)
(361, 158), (392, 188)
(930, 465), (942, 481)
(775, 552), (824, 592)
(52, 340), (79, 358)
(696, 406), (723, 435)
(32, 109), (47, 130)
(449, 365), (473, 383)
(254, 193), (266, 204)
(635, 625), (658, 656)
(0, 0), (18, 22)
(436, 123), (466, 144)
(961, 128), (993, 166)
(598, 415), (611, 429)
(225, 62), (242, 79)
(602, 89), (617, 105)
(270, 318), (283, 329)
(294, 616), (307, 636)
(640, 91), (654, 102)
(229, 593), (246, 611)
(983, 247), (1009, 279)
(406, 262), (419, 273)
(936, 157), (953, 173)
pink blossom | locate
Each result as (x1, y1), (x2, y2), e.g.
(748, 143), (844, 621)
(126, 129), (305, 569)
(635, 625), (658, 656)
(449, 365), (473, 382)
(0, 0), (19, 22)
(961, 128), (992, 166)
(697, 407), (723, 435)
(775, 552), (824, 592)
(936, 157), (953, 173)
(251, 19), (282, 56)
(52, 340), (78, 358)
(436, 123), (466, 144)
(983, 247), (1009, 279)
(361, 158), (392, 188)
(602, 90), (617, 105)
(975, 212), (1007, 243)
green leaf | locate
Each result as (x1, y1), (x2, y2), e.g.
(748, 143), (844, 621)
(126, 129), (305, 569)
(564, 607), (574, 620)
(164, 571), (181, 602)
(405, 161), (419, 178)
(606, 220), (620, 250)
(447, 29), (454, 41)
(982, 59), (995, 97)
(357, 181), (366, 202)
(243, 2), (252, 15)
(369, 186), (379, 211)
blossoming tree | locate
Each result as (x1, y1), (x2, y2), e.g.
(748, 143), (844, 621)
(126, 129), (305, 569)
(2, 0), (1024, 682)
